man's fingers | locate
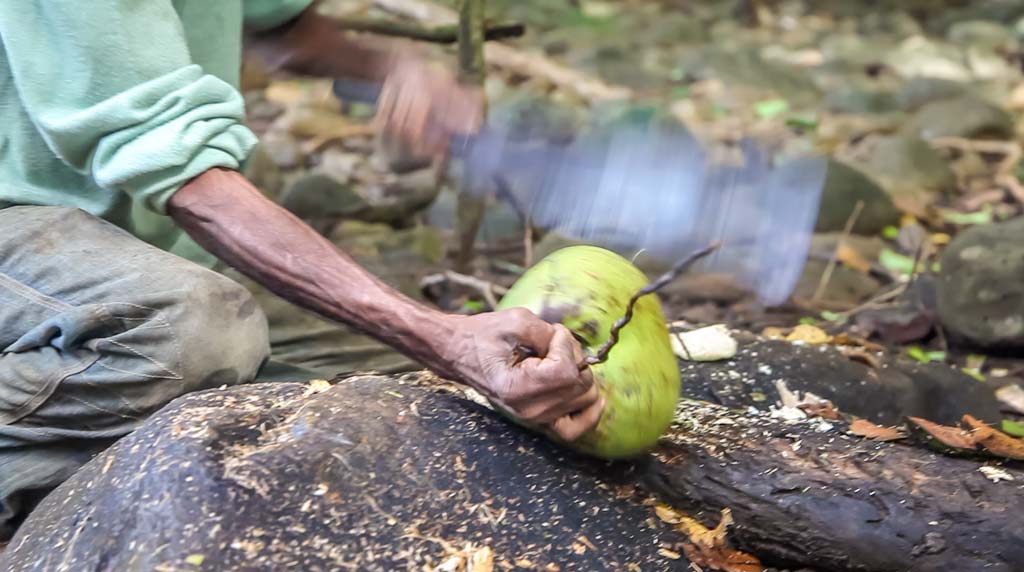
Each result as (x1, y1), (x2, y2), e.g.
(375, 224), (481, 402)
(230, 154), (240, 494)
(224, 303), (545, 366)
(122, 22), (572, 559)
(550, 397), (605, 442)
(506, 379), (596, 424)
(529, 382), (601, 425)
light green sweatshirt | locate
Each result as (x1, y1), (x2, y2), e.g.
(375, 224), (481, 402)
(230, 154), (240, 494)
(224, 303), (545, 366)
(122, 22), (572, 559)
(0, 0), (313, 267)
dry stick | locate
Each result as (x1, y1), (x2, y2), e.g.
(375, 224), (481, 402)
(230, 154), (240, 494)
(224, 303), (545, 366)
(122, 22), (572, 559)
(371, 0), (632, 103)
(331, 16), (524, 44)
(580, 242), (722, 370)
(812, 200), (864, 304)
(930, 137), (1024, 205)
(420, 271), (508, 308)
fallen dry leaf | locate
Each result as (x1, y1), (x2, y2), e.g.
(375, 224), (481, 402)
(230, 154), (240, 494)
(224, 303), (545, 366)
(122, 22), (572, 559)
(673, 508), (762, 572)
(798, 400), (842, 421)
(655, 504), (684, 524)
(836, 242), (873, 273)
(761, 326), (786, 339)
(831, 333), (885, 352)
(907, 416), (977, 450)
(836, 345), (882, 369)
(963, 415), (1024, 461)
(785, 324), (832, 345)
(848, 418), (906, 441)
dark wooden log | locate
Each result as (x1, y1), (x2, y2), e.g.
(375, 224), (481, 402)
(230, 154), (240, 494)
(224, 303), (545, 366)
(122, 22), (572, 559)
(2, 372), (1021, 572)
(648, 399), (1024, 572)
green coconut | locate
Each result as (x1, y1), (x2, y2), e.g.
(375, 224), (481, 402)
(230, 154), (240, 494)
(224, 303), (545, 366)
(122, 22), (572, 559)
(496, 245), (681, 459)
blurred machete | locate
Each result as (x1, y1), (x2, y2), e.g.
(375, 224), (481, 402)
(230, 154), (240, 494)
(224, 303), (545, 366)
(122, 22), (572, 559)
(333, 78), (828, 306)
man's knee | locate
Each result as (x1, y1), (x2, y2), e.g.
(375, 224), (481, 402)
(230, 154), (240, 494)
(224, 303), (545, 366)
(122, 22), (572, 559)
(168, 269), (270, 392)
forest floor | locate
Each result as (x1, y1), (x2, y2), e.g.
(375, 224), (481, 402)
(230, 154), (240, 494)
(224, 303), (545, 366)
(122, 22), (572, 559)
(237, 0), (1024, 443)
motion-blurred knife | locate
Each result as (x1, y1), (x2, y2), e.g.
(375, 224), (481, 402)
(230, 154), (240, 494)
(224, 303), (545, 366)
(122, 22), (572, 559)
(333, 78), (828, 306)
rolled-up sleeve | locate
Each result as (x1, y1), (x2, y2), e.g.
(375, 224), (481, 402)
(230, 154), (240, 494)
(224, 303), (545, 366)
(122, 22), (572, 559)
(0, 1), (260, 214)
(243, 0), (315, 32)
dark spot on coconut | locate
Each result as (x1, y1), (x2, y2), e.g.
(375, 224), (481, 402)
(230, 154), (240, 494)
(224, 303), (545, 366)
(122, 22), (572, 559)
(579, 320), (599, 339)
(538, 301), (582, 325)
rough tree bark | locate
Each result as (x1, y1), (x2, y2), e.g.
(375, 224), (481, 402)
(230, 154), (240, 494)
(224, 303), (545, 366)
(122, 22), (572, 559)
(2, 372), (1020, 572)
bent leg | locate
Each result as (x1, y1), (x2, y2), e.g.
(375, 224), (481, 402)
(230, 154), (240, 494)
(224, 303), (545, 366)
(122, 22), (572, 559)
(0, 206), (270, 536)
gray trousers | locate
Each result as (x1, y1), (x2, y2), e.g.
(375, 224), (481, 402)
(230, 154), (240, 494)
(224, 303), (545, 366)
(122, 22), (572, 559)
(0, 206), (274, 537)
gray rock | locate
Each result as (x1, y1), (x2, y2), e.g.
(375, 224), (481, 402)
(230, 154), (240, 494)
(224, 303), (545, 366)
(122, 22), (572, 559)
(857, 134), (957, 201)
(947, 20), (1017, 52)
(937, 216), (1024, 349)
(814, 159), (901, 235)
(885, 37), (973, 82)
(902, 94), (1016, 141)
(896, 77), (969, 111)
(792, 258), (883, 305)
(824, 86), (901, 114)
(259, 131), (304, 170)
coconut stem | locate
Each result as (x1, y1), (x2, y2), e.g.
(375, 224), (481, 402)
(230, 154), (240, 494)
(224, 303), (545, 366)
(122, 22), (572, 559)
(579, 241), (722, 370)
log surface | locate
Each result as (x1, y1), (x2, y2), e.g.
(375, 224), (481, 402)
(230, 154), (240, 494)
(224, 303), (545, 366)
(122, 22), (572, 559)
(2, 371), (1021, 572)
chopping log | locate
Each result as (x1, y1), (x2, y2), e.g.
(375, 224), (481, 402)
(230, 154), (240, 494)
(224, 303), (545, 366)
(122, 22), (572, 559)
(1, 372), (1020, 572)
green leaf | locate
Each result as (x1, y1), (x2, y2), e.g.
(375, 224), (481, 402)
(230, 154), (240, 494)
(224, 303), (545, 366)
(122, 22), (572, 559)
(907, 346), (927, 362)
(1001, 419), (1024, 438)
(384, 390), (403, 398)
(755, 98), (790, 118)
(939, 205), (992, 226)
(820, 310), (846, 323)
(907, 347), (945, 363)
(961, 367), (987, 382)
(670, 85), (690, 98)
(785, 114), (818, 130)
(799, 316), (819, 325)
(882, 225), (900, 239)
(186, 554), (205, 566)
(750, 391), (767, 402)
(461, 300), (486, 313)
(879, 247), (918, 276)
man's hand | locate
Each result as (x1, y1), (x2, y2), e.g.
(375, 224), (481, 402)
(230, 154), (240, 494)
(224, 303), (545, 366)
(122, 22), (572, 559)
(245, 5), (484, 160)
(169, 170), (601, 442)
(442, 309), (604, 441)
(374, 53), (484, 160)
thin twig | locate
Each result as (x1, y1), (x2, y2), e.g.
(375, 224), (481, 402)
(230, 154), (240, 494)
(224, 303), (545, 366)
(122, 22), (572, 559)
(812, 200), (864, 303)
(331, 16), (524, 44)
(930, 136), (1024, 205)
(580, 242), (722, 370)
(420, 271), (508, 309)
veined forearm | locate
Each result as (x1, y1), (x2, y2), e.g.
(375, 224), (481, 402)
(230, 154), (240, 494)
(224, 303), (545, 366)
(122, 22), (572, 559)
(167, 168), (459, 377)
(245, 3), (398, 83)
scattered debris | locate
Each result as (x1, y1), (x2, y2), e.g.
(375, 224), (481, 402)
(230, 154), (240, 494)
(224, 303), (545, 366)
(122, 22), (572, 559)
(653, 506), (762, 572)
(978, 466), (1015, 483)
(996, 384), (1024, 415)
(671, 324), (738, 362)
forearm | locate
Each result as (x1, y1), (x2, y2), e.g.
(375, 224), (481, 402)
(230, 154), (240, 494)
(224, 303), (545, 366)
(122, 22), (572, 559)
(167, 168), (461, 378)
(245, 2), (399, 83)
